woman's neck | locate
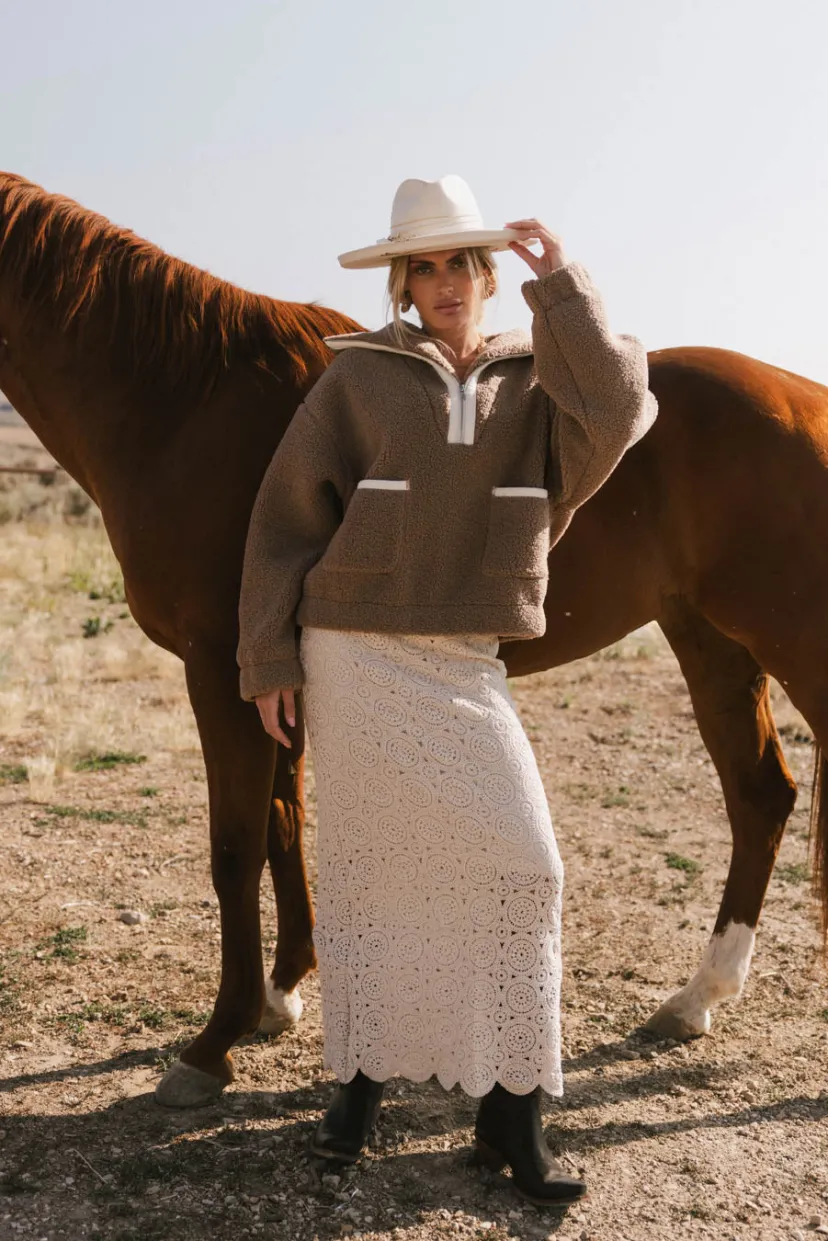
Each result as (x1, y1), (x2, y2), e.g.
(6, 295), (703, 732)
(422, 323), (483, 381)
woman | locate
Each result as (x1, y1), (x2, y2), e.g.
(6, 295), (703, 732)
(237, 175), (658, 1206)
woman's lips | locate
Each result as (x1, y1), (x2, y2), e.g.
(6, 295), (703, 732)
(435, 301), (462, 313)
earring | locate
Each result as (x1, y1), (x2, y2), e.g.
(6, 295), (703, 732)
(401, 291), (412, 313)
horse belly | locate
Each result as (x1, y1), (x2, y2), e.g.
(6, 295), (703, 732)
(500, 460), (665, 677)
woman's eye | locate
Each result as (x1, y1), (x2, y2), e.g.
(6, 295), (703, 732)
(414, 265), (431, 276)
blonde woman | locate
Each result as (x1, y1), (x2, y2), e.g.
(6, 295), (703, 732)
(237, 175), (658, 1206)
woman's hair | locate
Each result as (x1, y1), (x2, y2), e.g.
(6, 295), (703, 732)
(384, 247), (498, 347)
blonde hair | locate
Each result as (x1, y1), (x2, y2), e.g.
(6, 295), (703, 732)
(384, 247), (498, 347)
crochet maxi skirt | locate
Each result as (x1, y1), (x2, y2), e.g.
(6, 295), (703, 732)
(299, 625), (564, 1099)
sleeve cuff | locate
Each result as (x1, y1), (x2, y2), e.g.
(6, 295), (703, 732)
(520, 261), (595, 313)
(239, 655), (304, 702)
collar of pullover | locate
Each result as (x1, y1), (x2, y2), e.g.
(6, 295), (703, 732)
(324, 321), (533, 379)
(323, 322), (535, 446)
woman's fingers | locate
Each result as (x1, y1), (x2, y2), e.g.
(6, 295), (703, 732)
(506, 217), (550, 233)
(255, 689), (293, 747)
(507, 218), (567, 278)
(509, 240), (541, 272)
(272, 723), (293, 748)
(506, 224), (541, 244)
(505, 219), (562, 247)
(257, 699), (286, 745)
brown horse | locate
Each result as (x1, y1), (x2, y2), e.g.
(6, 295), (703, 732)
(0, 171), (825, 1109)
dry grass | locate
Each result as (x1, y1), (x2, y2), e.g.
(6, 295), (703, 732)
(0, 472), (198, 798)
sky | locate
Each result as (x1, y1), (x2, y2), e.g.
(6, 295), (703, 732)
(1, 0), (826, 383)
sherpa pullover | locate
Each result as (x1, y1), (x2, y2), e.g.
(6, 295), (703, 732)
(237, 261), (658, 698)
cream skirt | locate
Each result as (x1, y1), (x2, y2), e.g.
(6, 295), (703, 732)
(299, 626), (563, 1098)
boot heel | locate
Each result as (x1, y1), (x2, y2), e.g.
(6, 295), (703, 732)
(473, 1138), (507, 1173)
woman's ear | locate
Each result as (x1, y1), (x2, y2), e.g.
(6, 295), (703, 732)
(401, 290), (413, 313)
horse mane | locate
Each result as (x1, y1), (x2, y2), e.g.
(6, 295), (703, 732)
(0, 171), (363, 398)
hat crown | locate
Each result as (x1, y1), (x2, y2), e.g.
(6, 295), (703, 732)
(338, 173), (517, 268)
(387, 175), (484, 242)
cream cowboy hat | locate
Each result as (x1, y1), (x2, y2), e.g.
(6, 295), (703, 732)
(338, 174), (523, 270)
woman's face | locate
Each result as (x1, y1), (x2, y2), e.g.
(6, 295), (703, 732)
(406, 249), (479, 335)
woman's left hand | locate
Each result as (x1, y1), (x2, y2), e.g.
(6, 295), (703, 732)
(505, 218), (567, 278)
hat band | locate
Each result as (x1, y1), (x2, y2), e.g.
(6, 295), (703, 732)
(379, 211), (484, 244)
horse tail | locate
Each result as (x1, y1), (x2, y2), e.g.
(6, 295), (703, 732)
(809, 745), (828, 942)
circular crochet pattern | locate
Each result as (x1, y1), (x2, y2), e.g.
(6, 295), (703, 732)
(301, 626), (563, 1098)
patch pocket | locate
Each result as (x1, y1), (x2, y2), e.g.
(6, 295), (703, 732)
(324, 480), (409, 573)
(481, 487), (550, 578)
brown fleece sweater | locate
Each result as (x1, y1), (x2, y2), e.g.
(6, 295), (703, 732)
(237, 261), (658, 698)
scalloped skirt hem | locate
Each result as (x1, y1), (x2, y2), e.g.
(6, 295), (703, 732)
(326, 1058), (564, 1100)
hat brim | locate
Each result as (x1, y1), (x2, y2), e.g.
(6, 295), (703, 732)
(338, 228), (524, 270)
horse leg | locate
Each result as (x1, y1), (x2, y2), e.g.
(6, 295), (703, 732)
(644, 602), (797, 1039)
(260, 689), (317, 1034)
(156, 648), (274, 1107)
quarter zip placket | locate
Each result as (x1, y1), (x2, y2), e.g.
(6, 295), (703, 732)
(457, 366), (483, 446)
(325, 338), (531, 446)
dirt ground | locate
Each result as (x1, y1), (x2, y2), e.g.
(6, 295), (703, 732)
(0, 468), (826, 1241)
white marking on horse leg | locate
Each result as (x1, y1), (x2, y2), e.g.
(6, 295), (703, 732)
(155, 1060), (227, 1108)
(645, 922), (756, 1040)
(258, 977), (304, 1035)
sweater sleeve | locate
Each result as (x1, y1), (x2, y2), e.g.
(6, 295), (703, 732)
(237, 401), (350, 700)
(521, 261), (658, 512)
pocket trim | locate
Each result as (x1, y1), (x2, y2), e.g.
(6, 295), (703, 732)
(482, 488), (551, 578)
(357, 479), (410, 490)
(492, 486), (549, 498)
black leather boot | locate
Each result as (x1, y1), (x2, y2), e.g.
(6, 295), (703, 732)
(310, 1071), (385, 1163)
(473, 1083), (586, 1205)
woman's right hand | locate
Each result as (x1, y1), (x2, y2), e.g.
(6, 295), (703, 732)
(255, 687), (296, 747)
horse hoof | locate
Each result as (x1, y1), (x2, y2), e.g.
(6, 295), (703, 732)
(155, 1060), (228, 1108)
(644, 1000), (710, 1042)
(259, 981), (303, 1035)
